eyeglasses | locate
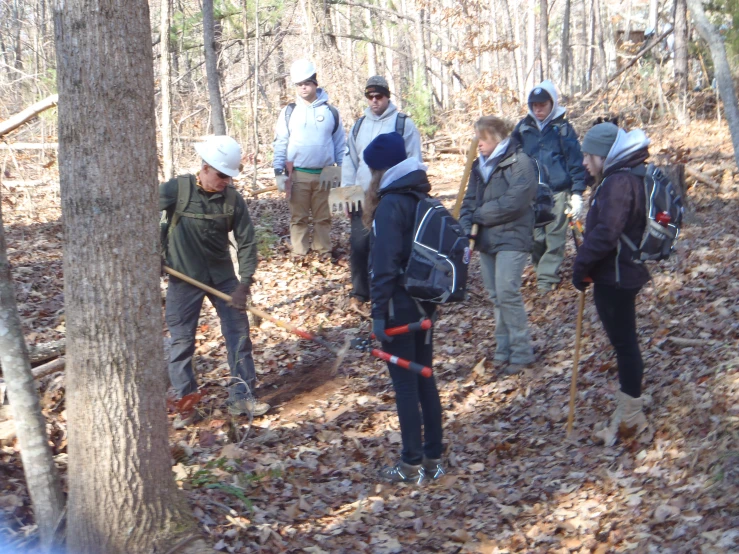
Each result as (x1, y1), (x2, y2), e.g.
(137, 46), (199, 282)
(207, 165), (229, 179)
(366, 93), (385, 101)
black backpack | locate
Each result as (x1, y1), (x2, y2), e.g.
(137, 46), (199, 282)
(400, 193), (470, 304)
(620, 163), (683, 262)
(531, 158), (555, 228)
(352, 112), (407, 139)
(285, 102), (340, 135)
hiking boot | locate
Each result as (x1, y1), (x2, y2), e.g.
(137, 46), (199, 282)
(502, 361), (533, 375)
(228, 396), (270, 417)
(378, 461), (424, 484)
(593, 390), (648, 446)
(422, 457), (445, 481)
(172, 410), (203, 430)
(349, 297), (371, 318)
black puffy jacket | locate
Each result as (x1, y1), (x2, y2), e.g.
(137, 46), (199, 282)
(369, 167), (434, 323)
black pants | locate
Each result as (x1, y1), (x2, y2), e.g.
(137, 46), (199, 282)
(350, 209), (371, 302)
(381, 327), (443, 465)
(593, 284), (644, 398)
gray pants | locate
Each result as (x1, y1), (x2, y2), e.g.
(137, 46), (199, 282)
(532, 190), (570, 289)
(479, 251), (535, 365)
(165, 276), (256, 401)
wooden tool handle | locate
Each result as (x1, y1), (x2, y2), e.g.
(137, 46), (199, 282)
(566, 290), (586, 436)
(452, 137), (479, 219)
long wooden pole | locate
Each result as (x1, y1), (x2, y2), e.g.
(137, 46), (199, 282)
(452, 137), (478, 219)
(566, 290), (586, 436)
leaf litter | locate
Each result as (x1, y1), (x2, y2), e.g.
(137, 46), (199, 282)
(1, 120), (738, 553)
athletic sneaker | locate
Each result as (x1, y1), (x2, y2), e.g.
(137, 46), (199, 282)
(378, 461), (424, 484)
(422, 457), (445, 480)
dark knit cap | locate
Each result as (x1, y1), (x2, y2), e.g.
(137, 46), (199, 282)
(365, 75), (391, 97)
(363, 132), (407, 170)
(528, 86), (553, 104)
(582, 123), (619, 157)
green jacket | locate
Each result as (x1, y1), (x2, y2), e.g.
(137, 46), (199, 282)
(160, 174), (257, 286)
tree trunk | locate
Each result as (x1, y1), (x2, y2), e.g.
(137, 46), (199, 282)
(526, 0), (536, 90)
(560, 0), (571, 92)
(686, 0), (739, 169)
(365, 7), (377, 76)
(252, 0), (260, 189)
(0, 198), (64, 550)
(585, 0), (595, 90)
(160, 0), (174, 180)
(202, 0), (227, 135)
(673, 0), (689, 98)
(52, 0), (210, 551)
(539, 0), (549, 81)
(648, 0), (659, 35)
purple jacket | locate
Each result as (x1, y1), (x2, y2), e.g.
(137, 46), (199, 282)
(573, 143), (651, 289)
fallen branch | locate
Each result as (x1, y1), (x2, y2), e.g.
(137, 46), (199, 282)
(0, 143), (58, 150)
(249, 186), (279, 196)
(0, 94), (59, 138)
(32, 358), (65, 380)
(29, 340), (66, 365)
(686, 165), (720, 188)
(665, 336), (712, 347)
(1, 180), (55, 188)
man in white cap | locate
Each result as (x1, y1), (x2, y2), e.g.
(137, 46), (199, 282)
(160, 135), (269, 427)
(273, 59), (346, 258)
(341, 75), (422, 315)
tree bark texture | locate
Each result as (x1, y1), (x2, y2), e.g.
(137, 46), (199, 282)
(52, 0), (208, 552)
(560, 0), (571, 91)
(160, 0), (174, 180)
(0, 198), (64, 550)
(539, 0), (549, 80)
(203, 0), (227, 135)
(686, 0), (739, 169)
(673, 0), (689, 97)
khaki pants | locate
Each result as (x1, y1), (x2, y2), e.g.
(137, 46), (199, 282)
(289, 170), (332, 255)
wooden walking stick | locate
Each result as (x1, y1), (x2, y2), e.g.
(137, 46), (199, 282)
(566, 289), (587, 436)
(452, 137), (479, 219)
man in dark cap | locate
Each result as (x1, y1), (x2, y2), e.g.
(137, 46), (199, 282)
(341, 76), (423, 316)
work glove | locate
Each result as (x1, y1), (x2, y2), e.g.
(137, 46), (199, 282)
(572, 274), (592, 292)
(275, 174), (288, 192)
(372, 318), (393, 343)
(567, 194), (583, 219)
(229, 283), (251, 311)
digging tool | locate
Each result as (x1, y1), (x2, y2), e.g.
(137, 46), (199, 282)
(468, 223), (479, 250)
(352, 319), (434, 378)
(249, 186), (279, 196)
(452, 137), (479, 219)
(329, 185), (364, 213)
(566, 288), (587, 437)
(285, 161), (294, 201)
(569, 218), (584, 251)
(319, 166), (342, 191)
(163, 266), (346, 359)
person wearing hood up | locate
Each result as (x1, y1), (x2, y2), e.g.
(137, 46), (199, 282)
(273, 59), (346, 257)
(342, 76), (423, 317)
(513, 80), (588, 294)
(573, 122), (652, 446)
(363, 132), (444, 484)
(459, 116), (538, 375)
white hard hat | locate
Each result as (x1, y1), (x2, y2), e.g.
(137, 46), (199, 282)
(290, 59), (317, 85)
(194, 135), (242, 177)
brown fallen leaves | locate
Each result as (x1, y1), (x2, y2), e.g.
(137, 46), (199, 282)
(2, 121), (739, 553)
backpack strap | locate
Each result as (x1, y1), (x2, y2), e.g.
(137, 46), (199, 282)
(284, 103), (296, 135)
(395, 113), (407, 136)
(223, 185), (237, 232)
(352, 116), (366, 140)
(169, 175), (193, 234)
(327, 104), (340, 135)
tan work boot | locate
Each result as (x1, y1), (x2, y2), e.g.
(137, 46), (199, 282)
(228, 395), (270, 417)
(593, 390), (648, 446)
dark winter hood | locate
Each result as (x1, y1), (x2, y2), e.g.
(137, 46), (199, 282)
(527, 80), (566, 131)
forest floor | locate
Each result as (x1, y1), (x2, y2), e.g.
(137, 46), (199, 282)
(1, 119), (738, 553)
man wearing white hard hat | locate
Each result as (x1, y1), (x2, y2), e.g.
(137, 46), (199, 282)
(273, 59), (346, 257)
(160, 135), (269, 427)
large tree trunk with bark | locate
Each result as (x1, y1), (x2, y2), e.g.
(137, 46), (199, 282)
(686, 0), (739, 169)
(0, 200), (64, 550)
(539, 0), (549, 80)
(673, 0), (689, 98)
(52, 0), (210, 552)
(560, 0), (571, 91)
(203, 0), (227, 135)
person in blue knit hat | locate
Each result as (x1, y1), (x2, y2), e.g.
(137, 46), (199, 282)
(362, 132), (445, 484)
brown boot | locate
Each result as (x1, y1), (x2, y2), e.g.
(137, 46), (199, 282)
(593, 390), (648, 446)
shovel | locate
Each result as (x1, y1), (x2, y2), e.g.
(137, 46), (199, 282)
(319, 166), (342, 191)
(329, 185), (364, 213)
(163, 266), (348, 361)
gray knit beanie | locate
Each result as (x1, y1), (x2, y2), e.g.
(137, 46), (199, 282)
(582, 123), (619, 157)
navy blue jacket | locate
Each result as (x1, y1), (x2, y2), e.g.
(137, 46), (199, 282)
(369, 169), (434, 323)
(572, 149), (651, 289)
(513, 114), (588, 194)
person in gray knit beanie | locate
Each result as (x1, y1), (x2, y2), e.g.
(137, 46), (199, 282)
(581, 122), (619, 158)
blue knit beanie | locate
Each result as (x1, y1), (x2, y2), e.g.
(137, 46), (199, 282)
(363, 132), (407, 170)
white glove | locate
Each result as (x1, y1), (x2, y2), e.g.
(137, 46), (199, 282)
(275, 174), (288, 192)
(568, 194), (583, 219)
